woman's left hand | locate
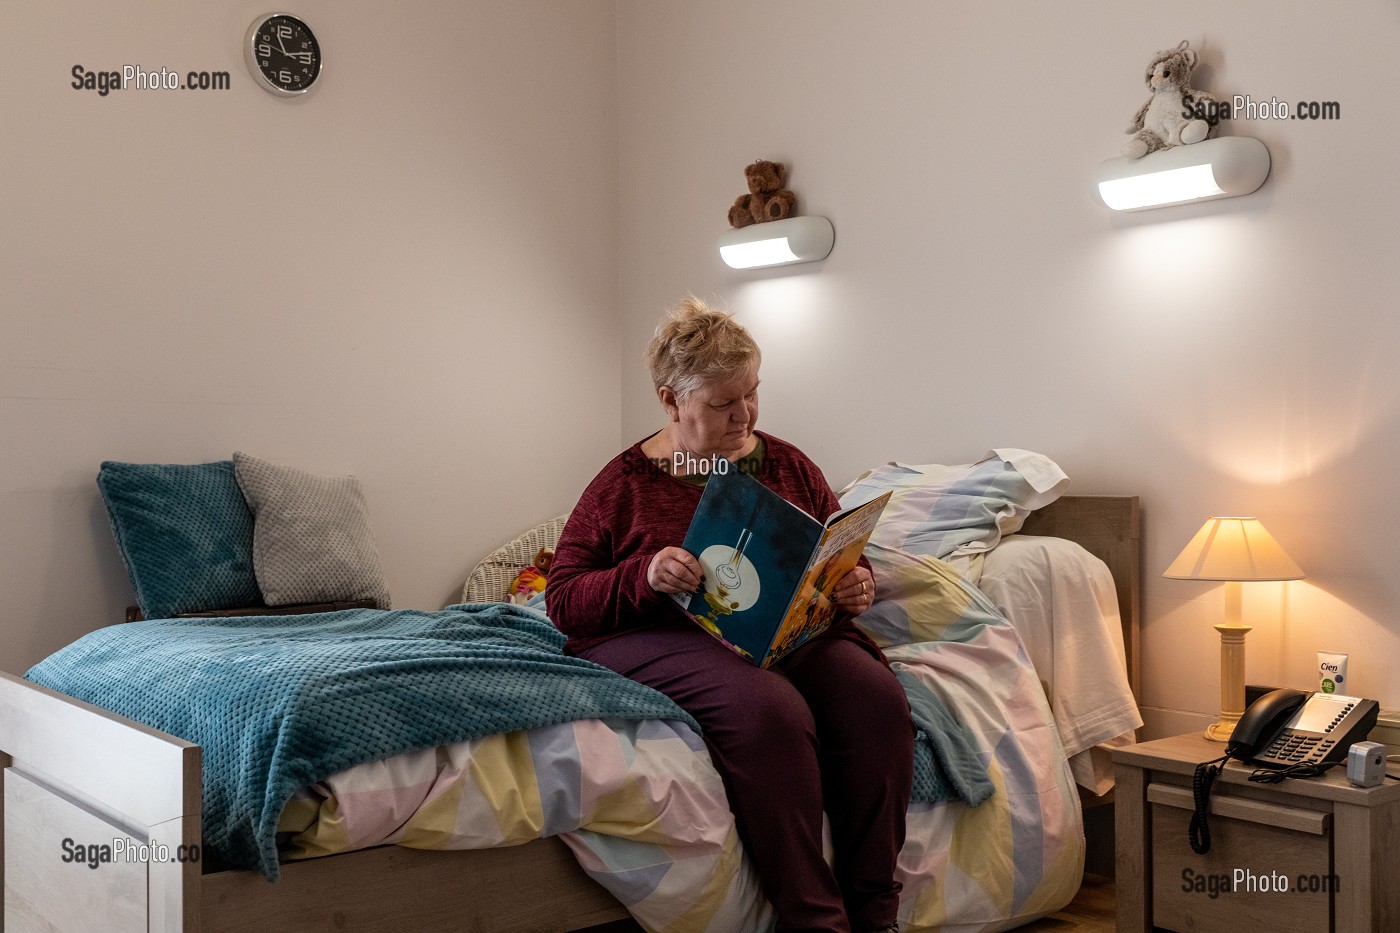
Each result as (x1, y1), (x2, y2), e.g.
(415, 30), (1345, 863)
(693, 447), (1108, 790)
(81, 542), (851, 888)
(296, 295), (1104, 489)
(831, 566), (875, 615)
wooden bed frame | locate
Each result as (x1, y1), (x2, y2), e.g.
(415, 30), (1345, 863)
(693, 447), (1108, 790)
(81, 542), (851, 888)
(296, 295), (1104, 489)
(0, 495), (1140, 933)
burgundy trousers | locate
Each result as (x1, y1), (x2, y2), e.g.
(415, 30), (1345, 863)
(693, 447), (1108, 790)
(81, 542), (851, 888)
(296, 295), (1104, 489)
(578, 624), (915, 933)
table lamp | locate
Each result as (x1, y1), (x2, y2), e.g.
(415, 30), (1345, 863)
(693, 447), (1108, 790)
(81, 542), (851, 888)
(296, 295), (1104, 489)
(1163, 516), (1305, 742)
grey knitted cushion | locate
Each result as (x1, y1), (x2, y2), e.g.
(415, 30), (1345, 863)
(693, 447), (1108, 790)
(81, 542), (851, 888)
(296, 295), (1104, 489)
(233, 452), (391, 610)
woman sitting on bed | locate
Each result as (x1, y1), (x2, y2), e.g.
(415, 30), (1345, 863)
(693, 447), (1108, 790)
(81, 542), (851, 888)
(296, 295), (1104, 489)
(548, 298), (914, 933)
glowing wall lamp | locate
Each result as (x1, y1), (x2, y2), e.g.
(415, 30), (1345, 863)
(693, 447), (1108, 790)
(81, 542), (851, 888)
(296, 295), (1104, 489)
(1095, 136), (1270, 211)
(718, 216), (835, 269)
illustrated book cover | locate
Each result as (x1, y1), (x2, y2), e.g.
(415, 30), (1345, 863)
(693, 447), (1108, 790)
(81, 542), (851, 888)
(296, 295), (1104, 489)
(670, 468), (891, 667)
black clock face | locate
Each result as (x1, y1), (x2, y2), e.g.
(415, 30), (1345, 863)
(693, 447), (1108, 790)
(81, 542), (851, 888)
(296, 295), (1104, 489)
(247, 14), (322, 94)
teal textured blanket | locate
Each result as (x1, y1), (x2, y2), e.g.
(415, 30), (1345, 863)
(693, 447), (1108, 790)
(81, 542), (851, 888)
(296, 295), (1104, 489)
(25, 604), (698, 879)
(26, 603), (981, 880)
(900, 671), (995, 806)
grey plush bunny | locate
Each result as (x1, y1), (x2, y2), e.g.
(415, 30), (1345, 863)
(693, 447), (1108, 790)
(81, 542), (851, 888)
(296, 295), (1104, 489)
(1123, 40), (1218, 159)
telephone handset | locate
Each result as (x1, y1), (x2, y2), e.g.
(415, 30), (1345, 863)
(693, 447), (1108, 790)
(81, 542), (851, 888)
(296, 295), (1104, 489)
(1189, 688), (1380, 854)
(1228, 688), (1379, 768)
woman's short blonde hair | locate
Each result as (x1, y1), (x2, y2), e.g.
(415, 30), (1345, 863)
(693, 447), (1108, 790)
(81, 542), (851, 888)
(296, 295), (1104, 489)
(645, 297), (761, 399)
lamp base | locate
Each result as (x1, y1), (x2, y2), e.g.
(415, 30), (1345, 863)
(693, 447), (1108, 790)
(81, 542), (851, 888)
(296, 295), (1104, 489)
(1204, 715), (1239, 743)
(1207, 611), (1252, 744)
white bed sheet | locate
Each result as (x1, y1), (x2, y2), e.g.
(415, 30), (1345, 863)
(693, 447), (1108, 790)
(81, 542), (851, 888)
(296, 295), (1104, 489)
(951, 533), (1141, 795)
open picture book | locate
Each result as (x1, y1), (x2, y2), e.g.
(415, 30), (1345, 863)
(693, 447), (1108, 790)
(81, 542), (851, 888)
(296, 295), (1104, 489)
(670, 468), (891, 667)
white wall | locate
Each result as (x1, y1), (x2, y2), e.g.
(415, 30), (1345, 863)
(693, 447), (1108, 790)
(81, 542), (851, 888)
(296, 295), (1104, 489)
(7, 1), (1399, 736)
(0, 1), (620, 672)
(615, 0), (1400, 735)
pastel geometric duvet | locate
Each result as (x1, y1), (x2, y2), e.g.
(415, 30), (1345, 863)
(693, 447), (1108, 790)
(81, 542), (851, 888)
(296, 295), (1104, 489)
(278, 548), (1083, 931)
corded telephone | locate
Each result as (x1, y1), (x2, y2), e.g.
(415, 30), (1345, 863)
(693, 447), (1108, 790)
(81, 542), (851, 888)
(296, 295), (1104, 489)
(1189, 688), (1379, 854)
(1228, 688), (1379, 768)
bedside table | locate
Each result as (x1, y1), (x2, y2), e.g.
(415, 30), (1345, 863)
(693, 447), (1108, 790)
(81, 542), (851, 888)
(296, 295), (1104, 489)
(1113, 733), (1400, 933)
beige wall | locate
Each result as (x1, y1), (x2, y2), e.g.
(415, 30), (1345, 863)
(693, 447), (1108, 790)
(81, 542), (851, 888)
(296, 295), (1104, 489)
(615, 1), (1400, 735)
(6, 1), (1400, 737)
(0, 1), (620, 671)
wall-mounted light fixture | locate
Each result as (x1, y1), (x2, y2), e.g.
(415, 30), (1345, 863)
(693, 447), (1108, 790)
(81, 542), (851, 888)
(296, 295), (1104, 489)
(1095, 136), (1270, 212)
(718, 216), (834, 269)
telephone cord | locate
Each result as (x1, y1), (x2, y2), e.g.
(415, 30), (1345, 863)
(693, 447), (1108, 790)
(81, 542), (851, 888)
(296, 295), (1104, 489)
(1188, 754), (1229, 855)
(1248, 762), (1329, 783)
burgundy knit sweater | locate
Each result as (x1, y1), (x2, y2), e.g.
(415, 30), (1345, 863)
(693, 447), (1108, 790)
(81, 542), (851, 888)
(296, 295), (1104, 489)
(549, 430), (877, 658)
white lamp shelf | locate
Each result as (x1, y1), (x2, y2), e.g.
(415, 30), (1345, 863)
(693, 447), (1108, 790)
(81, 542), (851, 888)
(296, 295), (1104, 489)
(1095, 136), (1271, 212)
(718, 215), (834, 269)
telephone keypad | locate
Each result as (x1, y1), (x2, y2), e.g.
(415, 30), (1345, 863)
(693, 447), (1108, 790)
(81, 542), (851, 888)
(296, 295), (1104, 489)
(1263, 729), (1328, 764)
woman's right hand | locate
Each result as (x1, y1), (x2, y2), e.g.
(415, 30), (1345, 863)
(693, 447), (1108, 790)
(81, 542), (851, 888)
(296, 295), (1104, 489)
(648, 547), (703, 594)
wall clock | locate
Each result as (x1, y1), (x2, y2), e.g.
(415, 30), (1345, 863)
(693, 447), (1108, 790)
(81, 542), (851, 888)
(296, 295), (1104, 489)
(244, 13), (322, 96)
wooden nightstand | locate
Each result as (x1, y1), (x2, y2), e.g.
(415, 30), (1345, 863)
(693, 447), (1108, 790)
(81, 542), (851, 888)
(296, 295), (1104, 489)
(1113, 732), (1400, 933)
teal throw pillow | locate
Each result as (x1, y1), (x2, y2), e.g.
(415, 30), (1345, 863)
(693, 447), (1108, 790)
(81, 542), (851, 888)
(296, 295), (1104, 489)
(97, 460), (261, 619)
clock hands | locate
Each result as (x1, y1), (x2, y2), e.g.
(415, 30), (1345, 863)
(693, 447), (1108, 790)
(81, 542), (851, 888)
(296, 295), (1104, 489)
(261, 39), (313, 66)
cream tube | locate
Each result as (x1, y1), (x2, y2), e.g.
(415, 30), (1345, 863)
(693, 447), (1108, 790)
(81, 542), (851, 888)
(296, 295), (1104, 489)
(1318, 651), (1349, 695)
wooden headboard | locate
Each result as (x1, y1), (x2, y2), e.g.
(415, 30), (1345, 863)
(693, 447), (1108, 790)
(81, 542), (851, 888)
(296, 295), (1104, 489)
(1019, 495), (1142, 702)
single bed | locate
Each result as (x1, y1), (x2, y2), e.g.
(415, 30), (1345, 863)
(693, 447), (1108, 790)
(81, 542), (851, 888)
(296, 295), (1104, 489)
(0, 493), (1139, 933)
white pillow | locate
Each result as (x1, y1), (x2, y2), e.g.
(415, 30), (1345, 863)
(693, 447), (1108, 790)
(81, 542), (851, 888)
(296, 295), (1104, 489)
(838, 449), (1069, 559)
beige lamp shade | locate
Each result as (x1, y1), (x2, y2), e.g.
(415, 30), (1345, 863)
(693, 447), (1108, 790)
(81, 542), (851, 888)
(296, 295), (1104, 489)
(1163, 516), (1305, 582)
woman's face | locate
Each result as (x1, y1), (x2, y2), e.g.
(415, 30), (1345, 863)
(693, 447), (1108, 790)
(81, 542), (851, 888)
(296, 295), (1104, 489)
(668, 367), (759, 458)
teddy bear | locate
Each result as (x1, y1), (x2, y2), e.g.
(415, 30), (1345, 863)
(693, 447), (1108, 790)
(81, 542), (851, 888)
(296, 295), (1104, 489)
(506, 547), (554, 604)
(727, 160), (797, 228)
(1122, 40), (1218, 159)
